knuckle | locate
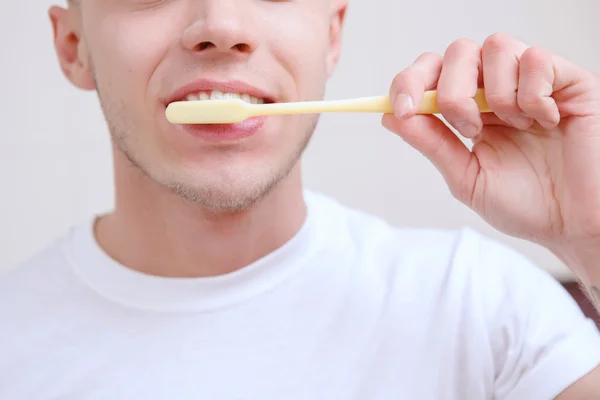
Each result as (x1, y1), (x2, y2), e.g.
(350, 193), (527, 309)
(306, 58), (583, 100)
(412, 52), (443, 76)
(391, 71), (413, 92)
(483, 32), (513, 52)
(521, 46), (549, 61)
(392, 52), (443, 93)
(447, 37), (480, 55)
(416, 51), (443, 64)
(520, 46), (551, 71)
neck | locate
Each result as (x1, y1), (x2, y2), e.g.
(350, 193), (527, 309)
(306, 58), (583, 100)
(95, 152), (307, 278)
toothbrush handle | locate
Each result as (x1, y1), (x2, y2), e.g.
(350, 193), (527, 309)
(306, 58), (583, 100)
(255, 88), (491, 116)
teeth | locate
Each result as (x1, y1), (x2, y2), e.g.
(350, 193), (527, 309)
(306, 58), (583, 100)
(185, 90), (267, 104)
(210, 90), (224, 100)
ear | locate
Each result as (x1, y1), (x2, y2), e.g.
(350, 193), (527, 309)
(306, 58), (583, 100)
(48, 5), (96, 91)
(326, 0), (348, 78)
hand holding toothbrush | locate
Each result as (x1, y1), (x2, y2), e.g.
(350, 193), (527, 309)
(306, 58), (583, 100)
(381, 33), (600, 298)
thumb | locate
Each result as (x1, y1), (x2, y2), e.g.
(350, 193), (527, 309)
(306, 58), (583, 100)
(382, 113), (480, 206)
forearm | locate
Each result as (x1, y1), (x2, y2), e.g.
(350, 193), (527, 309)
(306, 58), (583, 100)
(584, 286), (600, 313)
(552, 243), (600, 314)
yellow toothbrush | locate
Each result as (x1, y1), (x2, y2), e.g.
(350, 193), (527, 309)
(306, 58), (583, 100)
(165, 88), (491, 124)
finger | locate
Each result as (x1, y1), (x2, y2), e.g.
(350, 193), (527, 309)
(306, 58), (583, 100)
(481, 32), (533, 130)
(517, 46), (561, 129)
(436, 38), (484, 139)
(381, 114), (480, 206)
(389, 52), (443, 119)
(549, 50), (590, 93)
(480, 112), (517, 127)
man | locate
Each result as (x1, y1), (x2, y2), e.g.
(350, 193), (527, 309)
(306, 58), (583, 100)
(1, 0), (599, 398)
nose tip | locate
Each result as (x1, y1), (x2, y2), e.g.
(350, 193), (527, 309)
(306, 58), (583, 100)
(182, 15), (258, 55)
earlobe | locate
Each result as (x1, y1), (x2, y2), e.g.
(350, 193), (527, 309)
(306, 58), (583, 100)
(48, 6), (96, 91)
(326, 1), (348, 78)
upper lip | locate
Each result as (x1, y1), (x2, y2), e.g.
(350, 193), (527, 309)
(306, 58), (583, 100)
(164, 79), (277, 105)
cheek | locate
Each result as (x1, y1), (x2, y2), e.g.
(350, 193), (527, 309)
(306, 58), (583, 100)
(90, 13), (178, 101)
(261, 12), (330, 99)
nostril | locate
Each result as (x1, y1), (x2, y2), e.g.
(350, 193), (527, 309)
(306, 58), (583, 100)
(192, 42), (252, 53)
(197, 42), (215, 51)
(233, 43), (251, 53)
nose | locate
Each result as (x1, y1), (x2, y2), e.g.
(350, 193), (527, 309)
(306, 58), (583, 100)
(181, 1), (258, 55)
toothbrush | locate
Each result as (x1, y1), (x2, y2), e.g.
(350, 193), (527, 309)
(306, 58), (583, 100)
(165, 88), (491, 125)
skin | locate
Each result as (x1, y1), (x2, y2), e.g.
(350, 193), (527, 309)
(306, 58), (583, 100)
(50, 0), (599, 397)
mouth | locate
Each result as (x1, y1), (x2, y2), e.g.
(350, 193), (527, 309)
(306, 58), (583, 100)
(163, 80), (277, 143)
(164, 80), (277, 107)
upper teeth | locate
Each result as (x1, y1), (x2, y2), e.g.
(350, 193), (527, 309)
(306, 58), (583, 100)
(185, 90), (265, 104)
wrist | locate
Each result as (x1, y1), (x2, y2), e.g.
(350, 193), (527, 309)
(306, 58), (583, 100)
(550, 240), (600, 310)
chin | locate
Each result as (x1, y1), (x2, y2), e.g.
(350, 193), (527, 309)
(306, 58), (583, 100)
(154, 160), (286, 212)
(165, 180), (277, 213)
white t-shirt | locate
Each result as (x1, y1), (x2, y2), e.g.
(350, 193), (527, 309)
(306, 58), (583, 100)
(1, 191), (599, 399)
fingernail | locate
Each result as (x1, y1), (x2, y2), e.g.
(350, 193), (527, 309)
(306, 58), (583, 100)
(507, 116), (533, 130)
(393, 93), (414, 119)
(454, 122), (479, 138)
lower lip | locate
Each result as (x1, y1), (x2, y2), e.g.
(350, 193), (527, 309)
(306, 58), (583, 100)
(177, 116), (266, 142)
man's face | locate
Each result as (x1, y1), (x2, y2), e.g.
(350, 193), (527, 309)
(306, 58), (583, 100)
(51, 0), (346, 211)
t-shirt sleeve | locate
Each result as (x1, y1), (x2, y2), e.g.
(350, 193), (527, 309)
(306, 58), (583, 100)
(465, 230), (600, 400)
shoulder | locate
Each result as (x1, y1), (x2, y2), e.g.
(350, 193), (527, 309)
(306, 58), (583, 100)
(309, 192), (600, 397)
(305, 189), (462, 258)
(0, 228), (85, 317)
(308, 189), (559, 285)
(306, 190), (516, 284)
(306, 189), (595, 334)
(1, 237), (70, 290)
